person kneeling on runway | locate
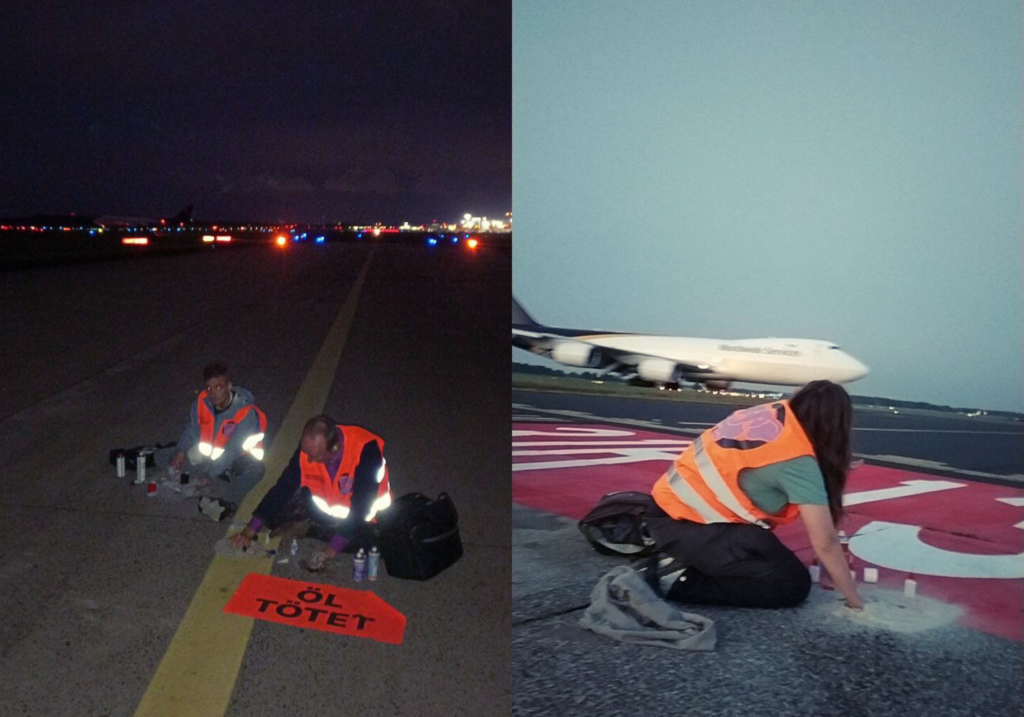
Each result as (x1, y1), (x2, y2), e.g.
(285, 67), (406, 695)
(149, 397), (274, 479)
(227, 414), (392, 570)
(644, 380), (864, 611)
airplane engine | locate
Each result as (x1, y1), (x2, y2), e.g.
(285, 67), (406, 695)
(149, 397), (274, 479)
(551, 341), (603, 368)
(704, 380), (732, 390)
(636, 358), (679, 383)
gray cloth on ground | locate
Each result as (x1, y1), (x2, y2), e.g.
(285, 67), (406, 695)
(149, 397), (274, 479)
(580, 565), (716, 651)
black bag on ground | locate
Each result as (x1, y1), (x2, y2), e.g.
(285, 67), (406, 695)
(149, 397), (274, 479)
(578, 491), (658, 558)
(377, 492), (463, 580)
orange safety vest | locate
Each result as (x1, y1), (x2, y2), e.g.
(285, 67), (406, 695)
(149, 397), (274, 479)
(196, 390), (268, 462)
(650, 400), (816, 529)
(300, 425), (392, 523)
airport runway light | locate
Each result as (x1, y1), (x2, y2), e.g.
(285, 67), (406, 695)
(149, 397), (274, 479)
(122, 237), (149, 245)
(467, 238), (479, 249)
(215, 235), (232, 243)
(275, 235), (287, 247)
(315, 235), (325, 244)
(202, 235), (215, 243)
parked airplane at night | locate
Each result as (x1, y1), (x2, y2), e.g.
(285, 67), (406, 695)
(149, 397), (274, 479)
(512, 297), (869, 389)
(93, 205), (193, 228)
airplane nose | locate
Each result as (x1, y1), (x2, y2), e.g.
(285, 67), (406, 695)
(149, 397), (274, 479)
(840, 355), (870, 383)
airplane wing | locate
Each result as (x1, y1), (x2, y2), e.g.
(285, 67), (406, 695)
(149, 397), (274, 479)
(512, 326), (713, 380)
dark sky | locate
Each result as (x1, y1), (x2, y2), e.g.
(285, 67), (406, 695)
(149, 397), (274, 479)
(0, 1), (510, 224)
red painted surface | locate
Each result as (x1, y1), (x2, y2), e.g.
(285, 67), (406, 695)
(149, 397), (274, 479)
(513, 422), (1024, 641)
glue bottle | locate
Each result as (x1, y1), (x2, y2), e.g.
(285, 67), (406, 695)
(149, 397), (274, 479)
(367, 546), (380, 581)
(904, 572), (917, 598)
(838, 530), (851, 563)
(353, 548), (367, 582)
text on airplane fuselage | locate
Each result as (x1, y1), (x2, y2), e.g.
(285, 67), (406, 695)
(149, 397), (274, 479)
(717, 344), (803, 357)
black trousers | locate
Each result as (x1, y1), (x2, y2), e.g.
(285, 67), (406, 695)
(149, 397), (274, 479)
(645, 502), (811, 608)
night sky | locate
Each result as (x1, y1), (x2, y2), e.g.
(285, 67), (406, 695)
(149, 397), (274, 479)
(0, 1), (510, 224)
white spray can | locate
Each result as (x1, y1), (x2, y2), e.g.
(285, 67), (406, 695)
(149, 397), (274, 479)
(367, 546), (380, 581)
(116, 453), (126, 478)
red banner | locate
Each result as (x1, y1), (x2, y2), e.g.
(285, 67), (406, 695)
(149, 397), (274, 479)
(224, 574), (406, 644)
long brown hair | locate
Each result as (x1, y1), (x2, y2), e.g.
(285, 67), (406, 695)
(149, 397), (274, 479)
(788, 380), (853, 525)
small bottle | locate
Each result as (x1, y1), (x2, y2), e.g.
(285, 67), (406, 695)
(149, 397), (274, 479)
(116, 453), (126, 478)
(135, 457), (147, 485)
(353, 548), (367, 582)
(808, 557), (821, 583)
(838, 530), (850, 563)
(904, 572), (917, 598)
(289, 538), (299, 557)
(367, 546), (380, 581)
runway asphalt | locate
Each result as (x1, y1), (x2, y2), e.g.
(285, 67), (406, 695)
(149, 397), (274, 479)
(0, 240), (510, 716)
(512, 388), (1023, 717)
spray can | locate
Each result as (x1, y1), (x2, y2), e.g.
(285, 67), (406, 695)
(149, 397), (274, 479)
(116, 453), (126, 478)
(353, 548), (367, 582)
(289, 539), (299, 557)
(367, 546), (380, 581)
(135, 456), (147, 485)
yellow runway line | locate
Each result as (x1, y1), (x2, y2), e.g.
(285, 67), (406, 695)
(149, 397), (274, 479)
(134, 247), (375, 717)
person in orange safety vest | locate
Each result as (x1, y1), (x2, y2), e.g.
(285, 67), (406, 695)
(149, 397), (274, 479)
(643, 380), (864, 611)
(228, 415), (392, 571)
(166, 363), (268, 522)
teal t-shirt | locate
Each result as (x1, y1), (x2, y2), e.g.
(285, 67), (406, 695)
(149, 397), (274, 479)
(738, 456), (828, 516)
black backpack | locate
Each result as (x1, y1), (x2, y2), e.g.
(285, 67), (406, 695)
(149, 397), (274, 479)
(377, 492), (463, 580)
(578, 491), (657, 557)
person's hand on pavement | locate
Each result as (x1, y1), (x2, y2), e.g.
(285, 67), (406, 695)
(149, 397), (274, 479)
(228, 527), (255, 551)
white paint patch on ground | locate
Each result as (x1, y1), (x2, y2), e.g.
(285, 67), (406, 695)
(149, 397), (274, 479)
(803, 587), (962, 634)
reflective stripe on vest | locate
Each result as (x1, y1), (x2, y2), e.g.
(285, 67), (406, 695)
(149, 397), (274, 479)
(311, 495), (350, 520)
(691, 437), (770, 528)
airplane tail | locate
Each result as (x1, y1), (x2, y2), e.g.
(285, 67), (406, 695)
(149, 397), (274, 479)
(512, 297), (539, 327)
(169, 205), (193, 225)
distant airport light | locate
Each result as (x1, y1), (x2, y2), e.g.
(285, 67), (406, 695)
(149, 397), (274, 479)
(202, 235), (215, 243)
(122, 237), (149, 245)
(467, 238), (479, 249)
(315, 236), (325, 244)
(215, 235), (232, 242)
(275, 235), (288, 247)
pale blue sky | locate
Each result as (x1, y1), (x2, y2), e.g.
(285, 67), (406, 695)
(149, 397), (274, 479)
(512, 0), (1022, 412)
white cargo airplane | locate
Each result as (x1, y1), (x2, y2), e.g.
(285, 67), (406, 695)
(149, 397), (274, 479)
(513, 298), (869, 389)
